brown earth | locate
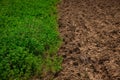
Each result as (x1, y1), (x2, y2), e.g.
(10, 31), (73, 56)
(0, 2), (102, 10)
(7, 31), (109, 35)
(54, 0), (120, 80)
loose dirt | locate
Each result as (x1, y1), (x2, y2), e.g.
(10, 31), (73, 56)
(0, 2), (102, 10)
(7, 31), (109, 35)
(54, 0), (120, 80)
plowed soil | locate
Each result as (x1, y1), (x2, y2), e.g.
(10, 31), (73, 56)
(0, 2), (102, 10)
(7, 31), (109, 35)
(54, 0), (120, 80)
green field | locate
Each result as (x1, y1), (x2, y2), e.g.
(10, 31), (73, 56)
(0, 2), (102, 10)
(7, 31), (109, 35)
(0, 0), (62, 79)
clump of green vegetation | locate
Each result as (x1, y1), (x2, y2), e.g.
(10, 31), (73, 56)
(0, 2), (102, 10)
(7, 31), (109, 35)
(0, 0), (62, 79)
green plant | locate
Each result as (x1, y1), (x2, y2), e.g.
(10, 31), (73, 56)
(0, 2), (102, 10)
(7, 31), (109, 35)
(0, 0), (62, 80)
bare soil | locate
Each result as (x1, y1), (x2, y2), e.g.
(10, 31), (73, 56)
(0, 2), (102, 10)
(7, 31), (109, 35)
(54, 0), (120, 80)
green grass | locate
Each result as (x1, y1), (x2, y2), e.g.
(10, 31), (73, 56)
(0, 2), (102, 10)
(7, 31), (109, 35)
(0, 0), (62, 80)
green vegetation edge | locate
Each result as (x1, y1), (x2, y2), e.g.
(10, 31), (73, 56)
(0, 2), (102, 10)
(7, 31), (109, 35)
(0, 0), (62, 80)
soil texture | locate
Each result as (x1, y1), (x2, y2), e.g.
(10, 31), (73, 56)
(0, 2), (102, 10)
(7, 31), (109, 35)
(54, 0), (120, 80)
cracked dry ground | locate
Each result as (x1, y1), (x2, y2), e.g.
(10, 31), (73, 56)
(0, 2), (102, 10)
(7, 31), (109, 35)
(54, 0), (120, 80)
